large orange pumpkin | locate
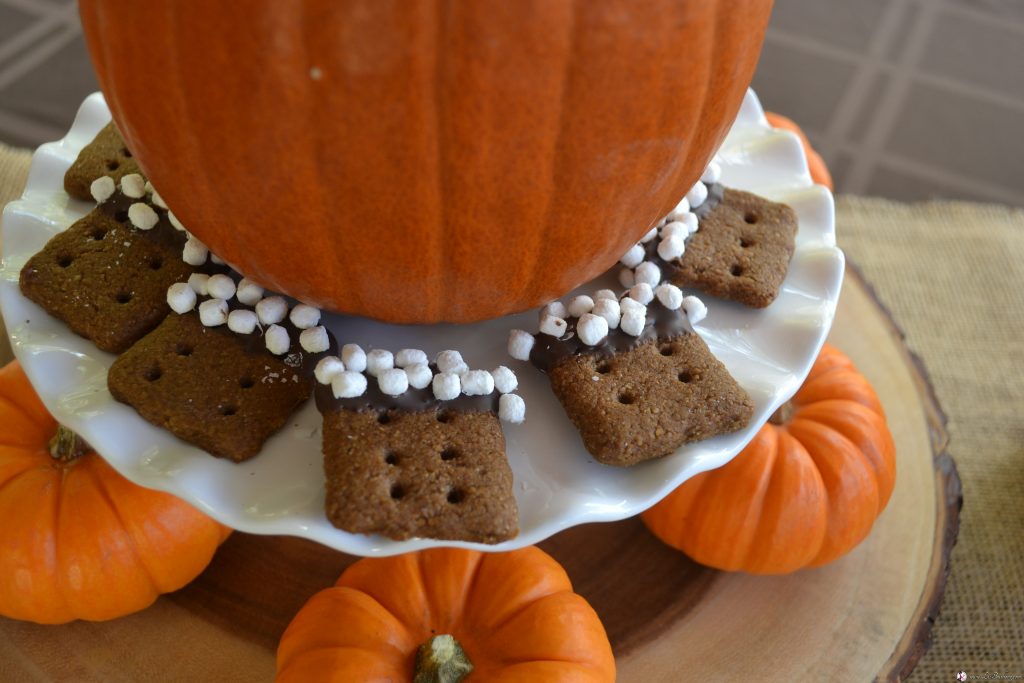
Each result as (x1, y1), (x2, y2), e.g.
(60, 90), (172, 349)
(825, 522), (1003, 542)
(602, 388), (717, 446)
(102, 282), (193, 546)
(276, 547), (615, 682)
(0, 361), (230, 624)
(642, 344), (896, 574)
(79, 0), (773, 323)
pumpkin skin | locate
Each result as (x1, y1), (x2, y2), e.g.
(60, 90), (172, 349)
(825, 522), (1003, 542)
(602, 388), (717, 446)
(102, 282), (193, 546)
(276, 547), (615, 682)
(0, 361), (230, 624)
(79, 0), (773, 323)
(641, 345), (896, 574)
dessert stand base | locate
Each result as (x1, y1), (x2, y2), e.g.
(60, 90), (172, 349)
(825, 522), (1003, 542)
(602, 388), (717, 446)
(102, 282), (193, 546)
(0, 264), (959, 682)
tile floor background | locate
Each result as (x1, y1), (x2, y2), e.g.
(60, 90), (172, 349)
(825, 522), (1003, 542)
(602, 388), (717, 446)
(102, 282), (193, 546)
(0, 0), (1021, 206)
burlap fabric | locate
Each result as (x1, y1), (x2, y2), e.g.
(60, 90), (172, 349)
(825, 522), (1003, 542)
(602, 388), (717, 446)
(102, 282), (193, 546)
(0, 142), (1020, 678)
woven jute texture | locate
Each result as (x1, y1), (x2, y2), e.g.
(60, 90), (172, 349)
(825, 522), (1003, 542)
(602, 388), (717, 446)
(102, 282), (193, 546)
(838, 196), (1024, 681)
(1, 141), (1021, 678)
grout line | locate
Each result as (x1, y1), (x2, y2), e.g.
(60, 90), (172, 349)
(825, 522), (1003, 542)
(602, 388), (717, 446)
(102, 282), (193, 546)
(817, 0), (913, 162)
(913, 70), (1024, 115)
(0, 22), (80, 93)
(763, 28), (865, 67)
(937, 0), (1024, 37)
(0, 106), (64, 145)
(867, 152), (1024, 206)
(0, 0), (75, 21)
(0, 15), (66, 69)
(842, 3), (940, 194)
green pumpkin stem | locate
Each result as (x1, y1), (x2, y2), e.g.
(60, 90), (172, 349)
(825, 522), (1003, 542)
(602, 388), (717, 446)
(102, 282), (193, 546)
(413, 634), (473, 683)
(769, 401), (795, 426)
(48, 425), (91, 463)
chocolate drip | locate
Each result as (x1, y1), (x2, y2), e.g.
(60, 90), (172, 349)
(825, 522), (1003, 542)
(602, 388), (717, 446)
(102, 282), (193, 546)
(529, 302), (694, 373)
(314, 363), (500, 416)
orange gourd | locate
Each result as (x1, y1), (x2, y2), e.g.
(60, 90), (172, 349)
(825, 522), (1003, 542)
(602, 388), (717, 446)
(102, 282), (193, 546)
(79, 0), (773, 323)
(276, 547), (615, 682)
(0, 361), (230, 624)
(642, 345), (896, 574)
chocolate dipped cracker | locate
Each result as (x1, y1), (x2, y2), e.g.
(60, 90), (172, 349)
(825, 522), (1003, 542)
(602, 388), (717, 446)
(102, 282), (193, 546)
(314, 348), (521, 543)
(19, 185), (198, 353)
(618, 165), (797, 308)
(511, 285), (753, 467)
(64, 123), (141, 200)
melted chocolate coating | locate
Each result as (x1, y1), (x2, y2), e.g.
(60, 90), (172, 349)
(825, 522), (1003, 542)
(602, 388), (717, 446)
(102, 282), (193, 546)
(529, 301), (694, 373)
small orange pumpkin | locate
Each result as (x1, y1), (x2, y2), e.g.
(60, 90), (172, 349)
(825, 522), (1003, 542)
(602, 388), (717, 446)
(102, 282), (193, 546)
(0, 360), (230, 624)
(642, 344), (896, 574)
(276, 547), (615, 682)
(80, 0), (773, 323)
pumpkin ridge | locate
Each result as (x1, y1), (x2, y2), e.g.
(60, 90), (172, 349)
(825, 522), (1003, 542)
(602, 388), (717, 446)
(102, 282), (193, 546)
(431, 0), (449, 323)
(81, 462), (160, 594)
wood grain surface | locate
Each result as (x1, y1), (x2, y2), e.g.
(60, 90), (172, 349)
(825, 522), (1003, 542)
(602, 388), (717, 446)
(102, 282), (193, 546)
(0, 265), (960, 683)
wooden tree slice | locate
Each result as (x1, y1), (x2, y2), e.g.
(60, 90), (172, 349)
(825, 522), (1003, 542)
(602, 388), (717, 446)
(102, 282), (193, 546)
(0, 265), (960, 682)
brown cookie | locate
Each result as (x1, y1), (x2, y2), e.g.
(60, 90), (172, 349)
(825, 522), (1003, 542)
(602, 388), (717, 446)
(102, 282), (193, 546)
(547, 332), (753, 466)
(19, 193), (195, 353)
(670, 188), (797, 308)
(108, 311), (315, 462)
(64, 123), (141, 200)
(322, 406), (518, 544)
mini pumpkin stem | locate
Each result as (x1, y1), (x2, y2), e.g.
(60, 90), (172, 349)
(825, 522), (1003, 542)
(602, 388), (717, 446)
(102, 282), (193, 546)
(413, 634), (473, 683)
(49, 425), (91, 463)
(769, 401), (795, 426)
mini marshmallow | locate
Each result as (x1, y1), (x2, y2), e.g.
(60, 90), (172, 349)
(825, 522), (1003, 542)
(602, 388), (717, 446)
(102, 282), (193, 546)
(686, 181), (708, 209)
(365, 349), (394, 377)
(166, 282), (196, 314)
(594, 289), (617, 301)
(168, 211), (186, 232)
(120, 173), (146, 198)
(680, 211), (700, 234)
(542, 301), (568, 319)
(432, 372), (461, 401)
(128, 202), (159, 231)
(378, 368), (409, 396)
(90, 176), (115, 203)
(255, 296), (288, 325)
(405, 363), (433, 390)
(701, 160), (722, 184)
(618, 268), (635, 289)
(660, 221), (688, 242)
(289, 304), (320, 329)
(619, 243), (645, 268)
(629, 282), (655, 305)
(187, 273), (210, 296)
(619, 295), (647, 315)
(491, 365), (518, 394)
(206, 273), (236, 300)
(558, 296), (592, 320)
(236, 278), (264, 306)
(265, 324), (290, 355)
(668, 197), (690, 220)
(634, 261), (662, 287)
(332, 371), (367, 399)
(182, 236), (208, 265)
(148, 184), (168, 209)
(227, 308), (258, 334)
(300, 326), (330, 353)
(435, 349), (469, 375)
(655, 283), (684, 310)
(341, 343), (367, 373)
(639, 227), (659, 243)
(210, 253), (225, 265)
(620, 309), (646, 336)
(657, 234), (686, 261)
(499, 393), (526, 424)
(508, 329), (535, 361)
(461, 369), (495, 396)
(314, 356), (345, 385)
(592, 298), (621, 330)
(198, 298), (228, 327)
(577, 313), (609, 345)
(539, 314), (567, 337)
(682, 295), (708, 325)
(395, 348), (428, 367)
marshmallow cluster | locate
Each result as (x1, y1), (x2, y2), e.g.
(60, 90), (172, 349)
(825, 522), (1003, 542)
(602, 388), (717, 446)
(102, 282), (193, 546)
(508, 280), (707, 357)
(618, 158), (720, 290)
(313, 346), (525, 423)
